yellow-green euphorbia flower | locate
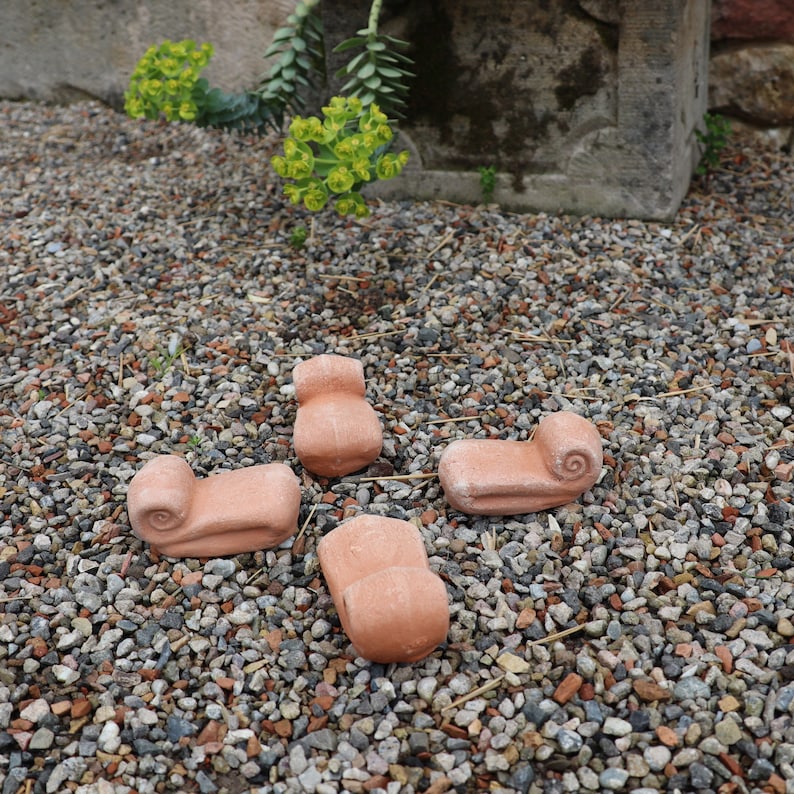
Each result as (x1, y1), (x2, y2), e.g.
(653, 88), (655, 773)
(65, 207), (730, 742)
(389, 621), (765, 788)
(178, 101), (198, 121)
(375, 151), (408, 180)
(303, 179), (329, 211)
(327, 166), (356, 194)
(335, 192), (370, 218)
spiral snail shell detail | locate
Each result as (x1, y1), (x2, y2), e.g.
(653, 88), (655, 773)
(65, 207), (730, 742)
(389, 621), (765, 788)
(536, 411), (604, 484)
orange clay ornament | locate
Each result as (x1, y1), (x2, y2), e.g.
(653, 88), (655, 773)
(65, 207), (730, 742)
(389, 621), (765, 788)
(127, 455), (301, 557)
(292, 354), (382, 477)
(439, 411), (603, 515)
(317, 515), (449, 663)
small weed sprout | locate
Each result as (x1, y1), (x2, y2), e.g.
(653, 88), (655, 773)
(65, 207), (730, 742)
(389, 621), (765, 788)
(290, 225), (309, 249)
(478, 165), (496, 204)
(695, 113), (731, 176)
(149, 337), (183, 376)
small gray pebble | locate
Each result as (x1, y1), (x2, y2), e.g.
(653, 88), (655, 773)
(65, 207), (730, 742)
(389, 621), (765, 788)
(599, 768), (630, 790)
(673, 678), (711, 701)
(557, 729), (584, 754)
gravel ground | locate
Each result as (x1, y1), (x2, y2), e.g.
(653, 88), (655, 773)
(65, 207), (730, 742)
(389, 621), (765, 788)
(1, 99), (793, 794)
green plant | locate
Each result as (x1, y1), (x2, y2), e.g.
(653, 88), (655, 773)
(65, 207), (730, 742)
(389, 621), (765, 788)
(124, 1), (415, 218)
(258, 0), (325, 115)
(271, 95), (408, 217)
(333, 0), (414, 119)
(289, 225), (309, 248)
(124, 39), (283, 132)
(695, 113), (731, 176)
(125, 39), (212, 122)
(125, 39), (281, 133)
(149, 343), (183, 376)
(187, 434), (203, 449)
(478, 165), (496, 204)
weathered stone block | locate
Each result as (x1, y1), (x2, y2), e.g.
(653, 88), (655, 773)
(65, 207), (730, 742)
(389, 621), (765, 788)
(0, 0), (292, 108)
(324, 0), (711, 220)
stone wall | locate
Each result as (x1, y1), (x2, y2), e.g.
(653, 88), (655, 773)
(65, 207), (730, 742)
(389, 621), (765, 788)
(709, 0), (794, 141)
(0, 0), (293, 108)
(1, 0), (790, 140)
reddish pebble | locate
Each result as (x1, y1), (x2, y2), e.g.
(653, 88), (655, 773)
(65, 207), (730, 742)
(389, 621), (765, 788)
(516, 608), (536, 629)
(196, 720), (223, 746)
(775, 462), (794, 482)
(656, 725), (679, 746)
(553, 673), (583, 704)
(579, 682), (595, 700)
(442, 723), (468, 740)
(9, 731), (32, 750)
(308, 715), (329, 732)
(312, 695), (334, 711)
(71, 699), (93, 719)
(274, 719), (292, 738)
(247, 736), (262, 757)
(633, 679), (671, 702)
(719, 752), (743, 777)
(767, 773), (787, 794)
(714, 645), (733, 674)
(51, 701), (71, 717)
(364, 776), (391, 791)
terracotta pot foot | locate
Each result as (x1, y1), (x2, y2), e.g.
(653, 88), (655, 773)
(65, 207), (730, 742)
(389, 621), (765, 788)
(317, 515), (449, 663)
(438, 411), (603, 515)
(127, 455), (301, 557)
(292, 354), (383, 477)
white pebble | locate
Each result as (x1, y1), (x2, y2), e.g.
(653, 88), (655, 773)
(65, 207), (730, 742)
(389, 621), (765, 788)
(97, 721), (121, 753)
(603, 717), (633, 737)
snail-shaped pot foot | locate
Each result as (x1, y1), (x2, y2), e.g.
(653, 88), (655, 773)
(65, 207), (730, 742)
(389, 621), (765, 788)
(292, 354), (382, 477)
(127, 455), (301, 557)
(317, 515), (449, 663)
(439, 411), (603, 515)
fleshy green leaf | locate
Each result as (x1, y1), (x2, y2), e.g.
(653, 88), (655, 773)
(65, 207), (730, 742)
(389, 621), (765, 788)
(333, 36), (368, 53)
(337, 51), (369, 75)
